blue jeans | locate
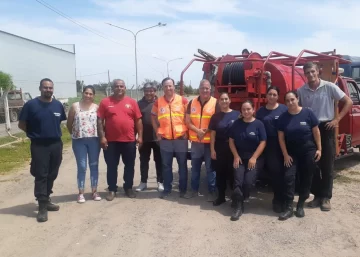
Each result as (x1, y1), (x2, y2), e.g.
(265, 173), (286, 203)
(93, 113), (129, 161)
(159, 138), (188, 193)
(103, 141), (136, 192)
(190, 142), (216, 192)
(72, 137), (100, 190)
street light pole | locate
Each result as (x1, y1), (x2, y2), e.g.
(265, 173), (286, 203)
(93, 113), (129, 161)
(106, 22), (166, 94)
(153, 57), (183, 77)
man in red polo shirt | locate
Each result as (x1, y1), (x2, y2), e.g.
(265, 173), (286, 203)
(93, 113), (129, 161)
(97, 79), (143, 201)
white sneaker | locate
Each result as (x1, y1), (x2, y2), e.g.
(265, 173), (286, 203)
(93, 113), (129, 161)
(77, 194), (86, 203)
(136, 182), (147, 192)
(92, 192), (101, 201)
(157, 182), (164, 192)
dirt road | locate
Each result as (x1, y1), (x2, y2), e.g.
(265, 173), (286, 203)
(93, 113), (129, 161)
(0, 146), (359, 257)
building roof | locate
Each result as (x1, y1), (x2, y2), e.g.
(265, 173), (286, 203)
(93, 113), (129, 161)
(0, 29), (75, 54)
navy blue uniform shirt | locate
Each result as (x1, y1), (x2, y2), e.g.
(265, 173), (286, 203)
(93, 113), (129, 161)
(277, 108), (319, 145)
(208, 110), (240, 142)
(229, 118), (267, 159)
(256, 104), (288, 138)
(19, 97), (67, 140)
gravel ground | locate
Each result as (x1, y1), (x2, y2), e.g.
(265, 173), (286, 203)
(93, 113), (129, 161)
(0, 146), (359, 257)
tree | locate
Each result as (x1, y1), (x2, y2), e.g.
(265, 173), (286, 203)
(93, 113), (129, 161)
(0, 71), (15, 91)
(76, 80), (85, 93)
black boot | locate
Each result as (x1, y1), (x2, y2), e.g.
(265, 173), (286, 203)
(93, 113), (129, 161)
(47, 198), (60, 212)
(213, 197), (226, 206)
(279, 202), (293, 221)
(295, 199), (305, 218)
(37, 201), (48, 223)
(230, 200), (244, 221)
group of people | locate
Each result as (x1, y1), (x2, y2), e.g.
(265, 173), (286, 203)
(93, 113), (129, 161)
(18, 61), (353, 223)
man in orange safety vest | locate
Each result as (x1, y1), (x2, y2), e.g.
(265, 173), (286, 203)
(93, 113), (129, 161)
(184, 79), (219, 201)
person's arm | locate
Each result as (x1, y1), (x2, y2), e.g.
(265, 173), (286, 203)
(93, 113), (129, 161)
(229, 138), (242, 168)
(248, 122), (267, 169)
(312, 126), (322, 161)
(326, 85), (353, 129)
(66, 103), (76, 134)
(18, 102), (29, 132)
(97, 100), (108, 149)
(278, 130), (293, 167)
(135, 118), (143, 146)
(151, 99), (161, 140)
(210, 130), (216, 159)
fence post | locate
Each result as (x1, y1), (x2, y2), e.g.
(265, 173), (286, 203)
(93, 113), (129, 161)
(3, 91), (11, 131)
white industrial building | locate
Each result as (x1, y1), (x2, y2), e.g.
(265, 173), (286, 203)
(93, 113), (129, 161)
(0, 30), (77, 99)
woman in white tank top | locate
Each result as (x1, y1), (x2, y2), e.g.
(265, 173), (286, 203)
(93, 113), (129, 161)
(67, 86), (101, 203)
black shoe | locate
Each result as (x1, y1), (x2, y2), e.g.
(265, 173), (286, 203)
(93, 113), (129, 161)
(37, 201), (48, 223)
(279, 203), (293, 221)
(47, 198), (60, 212)
(213, 197), (226, 206)
(125, 189), (136, 198)
(230, 201), (243, 221)
(295, 200), (305, 218)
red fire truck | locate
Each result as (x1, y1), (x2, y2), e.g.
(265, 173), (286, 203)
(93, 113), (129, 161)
(179, 49), (360, 158)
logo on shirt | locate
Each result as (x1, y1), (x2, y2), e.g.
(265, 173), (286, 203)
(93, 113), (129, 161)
(54, 112), (61, 117)
(275, 116), (279, 119)
(249, 132), (256, 136)
(108, 105), (114, 108)
(125, 104), (132, 109)
(300, 122), (307, 126)
(160, 107), (165, 114)
(191, 107), (196, 112)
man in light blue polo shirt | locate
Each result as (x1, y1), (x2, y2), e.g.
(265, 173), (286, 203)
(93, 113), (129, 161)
(297, 62), (353, 212)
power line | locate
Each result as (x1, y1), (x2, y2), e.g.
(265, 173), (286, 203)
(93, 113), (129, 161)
(35, 0), (129, 47)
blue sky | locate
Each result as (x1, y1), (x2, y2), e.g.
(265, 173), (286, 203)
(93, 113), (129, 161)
(1, 0), (360, 87)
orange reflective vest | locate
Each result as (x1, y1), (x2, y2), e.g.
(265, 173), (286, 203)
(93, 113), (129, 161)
(189, 96), (217, 143)
(156, 94), (188, 140)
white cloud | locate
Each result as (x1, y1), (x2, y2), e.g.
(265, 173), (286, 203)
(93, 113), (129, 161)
(93, 0), (253, 17)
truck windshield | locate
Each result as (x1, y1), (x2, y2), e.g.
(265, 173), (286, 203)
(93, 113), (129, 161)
(352, 67), (360, 83)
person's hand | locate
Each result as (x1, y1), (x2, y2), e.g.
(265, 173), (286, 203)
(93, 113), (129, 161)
(325, 118), (339, 130)
(137, 136), (143, 149)
(100, 137), (108, 150)
(284, 154), (293, 167)
(156, 133), (162, 141)
(211, 150), (216, 160)
(196, 129), (205, 140)
(314, 150), (321, 162)
(233, 155), (242, 169)
(248, 157), (257, 170)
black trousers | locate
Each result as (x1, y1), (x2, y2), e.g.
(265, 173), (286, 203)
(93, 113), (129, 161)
(311, 122), (335, 199)
(264, 137), (284, 204)
(284, 141), (317, 203)
(104, 141), (136, 192)
(30, 139), (63, 201)
(232, 158), (263, 201)
(212, 141), (234, 198)
(139, 141), (163, 183)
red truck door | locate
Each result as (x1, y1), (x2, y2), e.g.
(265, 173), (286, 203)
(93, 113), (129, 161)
(345, 80), (360, 146)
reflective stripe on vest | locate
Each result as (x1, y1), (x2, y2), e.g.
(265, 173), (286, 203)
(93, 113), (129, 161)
(188, 96), (217, 143)
(157, 94), (187, 140)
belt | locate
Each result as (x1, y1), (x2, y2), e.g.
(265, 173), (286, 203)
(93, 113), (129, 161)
(161, 135), (186, 140)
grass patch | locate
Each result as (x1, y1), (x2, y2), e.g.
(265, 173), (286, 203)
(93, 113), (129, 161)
(0, 132), (26, 145)
(0, 125), (72, 175)
(334, 174), (360, 184)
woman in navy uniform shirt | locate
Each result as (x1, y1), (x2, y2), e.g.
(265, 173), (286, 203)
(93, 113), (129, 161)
(229, 100), (267, 221)
(209, 92), (240, 206)
(256, 86), (287, 213)
(277, 90), (321, 221)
